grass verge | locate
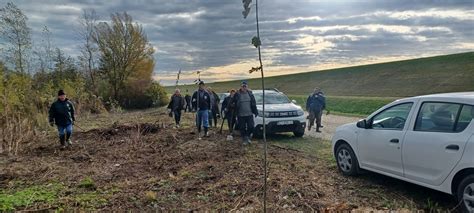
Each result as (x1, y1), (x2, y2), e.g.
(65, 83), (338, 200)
(289, 95), (395, 116)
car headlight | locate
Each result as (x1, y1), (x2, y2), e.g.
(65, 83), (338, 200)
(297, 109), (304, 116)
(258, 110), (270, 117)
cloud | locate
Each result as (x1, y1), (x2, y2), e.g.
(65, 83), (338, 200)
(0, 0), (472, 86)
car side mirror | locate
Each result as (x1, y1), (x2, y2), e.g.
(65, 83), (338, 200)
(356, 119), (368, 129)
(292, 100), (297, 104)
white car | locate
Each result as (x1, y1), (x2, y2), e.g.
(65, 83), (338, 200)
(332, 92), (474, 212)
(252, 89), (306, 137)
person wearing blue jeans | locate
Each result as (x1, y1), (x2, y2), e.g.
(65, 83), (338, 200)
(192, 81), (211, 139)
(49, 90), (75, 149)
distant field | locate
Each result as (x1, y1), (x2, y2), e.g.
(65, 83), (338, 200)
(167, 52), (474, 97)
(290, 95), (395, 116)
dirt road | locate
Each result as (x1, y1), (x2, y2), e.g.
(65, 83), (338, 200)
(304, 113), (362, 141)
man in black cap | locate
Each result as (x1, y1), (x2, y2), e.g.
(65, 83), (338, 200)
(49, 90), (75, 149)
(232, 81), (258, 145)
(306, 87), (326, 132)
(192, 81), (211, 139)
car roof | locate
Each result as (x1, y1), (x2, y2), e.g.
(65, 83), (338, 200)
(397, 92), (474, 105)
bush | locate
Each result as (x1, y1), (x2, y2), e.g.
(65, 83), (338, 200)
(146, 82), (169, 107)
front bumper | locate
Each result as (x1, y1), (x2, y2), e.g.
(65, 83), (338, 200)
(255, 120), (306, 134)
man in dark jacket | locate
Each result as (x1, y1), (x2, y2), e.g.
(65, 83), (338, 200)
(184, 90), (191, 112)
(222, 89), (237, 134)
(168, 89), (185, 128)
(208, 87), (220, 128)
(49, 90), (75, 149)
(232, 81), (258, 145)
(306, 87), (326, 132)
(192, 81), (211, 139)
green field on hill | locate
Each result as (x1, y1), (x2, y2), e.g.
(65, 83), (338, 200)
(168, 52), (474, 97)
(289, 95), (395, 116)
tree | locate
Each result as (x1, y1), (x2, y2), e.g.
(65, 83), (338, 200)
(93, 12), (155, 103)
(33, 26), (54, 73)
(0, 2), (32, 73)
(77, 9), (99, 94)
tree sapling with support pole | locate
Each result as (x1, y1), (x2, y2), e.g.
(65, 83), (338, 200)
(242, 0), (268, 211)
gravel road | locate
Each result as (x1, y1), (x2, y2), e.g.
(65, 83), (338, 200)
(304, 113), (363, 141)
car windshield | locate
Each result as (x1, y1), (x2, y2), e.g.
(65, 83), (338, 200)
(254, 92), (290, 104)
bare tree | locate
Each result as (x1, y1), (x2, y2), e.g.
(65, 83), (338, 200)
(77, 9), (99, 94)
(33, 26), (54, 73)
(93, 12), (154, 102)
(0, 2), (32, 73)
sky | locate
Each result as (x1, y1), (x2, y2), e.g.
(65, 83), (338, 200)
(1, 0), (473, 85)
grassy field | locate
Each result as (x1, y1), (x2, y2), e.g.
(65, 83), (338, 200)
(168, 52), (474, 97)
(289, 95), (396, 116)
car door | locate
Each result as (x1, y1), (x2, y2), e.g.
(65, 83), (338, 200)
(357, 102), (414, 177)
(403, 102), (474, 186)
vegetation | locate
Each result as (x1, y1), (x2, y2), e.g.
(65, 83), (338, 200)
(170, 52), (474, 97)
(0, 2), (168, 155)
(0, 183), (63, 211)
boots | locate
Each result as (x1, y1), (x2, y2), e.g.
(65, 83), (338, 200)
(66, 133), (72, 146)
(316, 126), (322, 133)
(204, 127), (210, 137)
(59, 135), (66, 149)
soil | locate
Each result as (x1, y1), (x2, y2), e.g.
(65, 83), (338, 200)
(0, 112), (459, 211)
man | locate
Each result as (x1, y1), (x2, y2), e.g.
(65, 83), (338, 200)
(208, 87), (220, 128)
(192, 81), (211, 139)
(49, 90), (75, 149)
(222, 89), (237, 135)
(232, 81), (258, 145)
(167, 89), (185, 128)
(306, 87), (326, 132)
(184, 90), (191, 112)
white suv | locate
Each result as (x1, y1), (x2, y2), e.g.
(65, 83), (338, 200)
(252, 90), (306, 137)
(332, 92), (474, 212)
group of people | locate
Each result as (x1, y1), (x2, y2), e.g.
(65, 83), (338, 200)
(167, 80), (257, 144)
(48, 84), (326, 149)
(167, 85), (221, 129)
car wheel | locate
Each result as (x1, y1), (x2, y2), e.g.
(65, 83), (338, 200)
(457, 174), (474, 213)
(335, 143), (360, 176)
(293, 129), (304, 137)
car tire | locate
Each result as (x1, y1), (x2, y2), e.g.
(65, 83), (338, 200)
(456, 174), (474, 213)
(293, 129), (304, 137)
(335, 143), (360, 176)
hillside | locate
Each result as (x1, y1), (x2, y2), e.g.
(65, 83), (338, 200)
(169, 52), (474, 97)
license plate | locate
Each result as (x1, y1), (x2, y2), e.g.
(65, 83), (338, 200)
(277, 121), (293, 125)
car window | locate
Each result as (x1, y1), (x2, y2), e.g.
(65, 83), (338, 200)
(414, 102), (462, 132)
(455, 105), (474, 132)
(371, 103), (413, 130)
(254, 92), (290, 104)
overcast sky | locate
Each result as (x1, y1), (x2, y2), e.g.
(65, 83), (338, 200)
(2, 0), (473, 85)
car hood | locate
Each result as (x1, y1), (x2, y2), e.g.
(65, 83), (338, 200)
(257, 103), (302, 112)
(336, 122), (357, 132)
